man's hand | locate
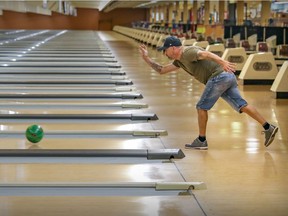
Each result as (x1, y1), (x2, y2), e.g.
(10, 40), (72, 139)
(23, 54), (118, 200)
(138, 44), (178, 74)
(139, 44), (148, 58)
(222, 60), (236, 73)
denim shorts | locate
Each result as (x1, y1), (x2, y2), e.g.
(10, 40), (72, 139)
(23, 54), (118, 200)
(196, 72), (248, 113)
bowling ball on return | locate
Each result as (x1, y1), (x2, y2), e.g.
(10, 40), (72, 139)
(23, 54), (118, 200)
(25, 124), (44, 143)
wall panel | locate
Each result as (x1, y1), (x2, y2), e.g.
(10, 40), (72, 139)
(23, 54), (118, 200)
(0, 8), (147, 30)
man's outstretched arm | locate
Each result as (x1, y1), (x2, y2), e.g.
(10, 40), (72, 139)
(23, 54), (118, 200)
(139, 44), (179, 74)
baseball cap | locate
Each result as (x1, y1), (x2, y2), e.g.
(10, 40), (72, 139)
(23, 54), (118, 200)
(157, 36), (182, 51)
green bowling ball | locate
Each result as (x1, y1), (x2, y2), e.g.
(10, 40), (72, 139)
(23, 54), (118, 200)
(26, 124), (44, 143)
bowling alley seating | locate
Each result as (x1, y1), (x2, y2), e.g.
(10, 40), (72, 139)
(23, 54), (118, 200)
(266, 35), (277, 55)
(240, 40), (257, 54)
(256, 42), (270, 52)
(151, 33), (161, 47)
(206, 44), (225, 57)
(240, 40), (251, 51)
(182, 38), (197, 46)
(277, 44), (288, 57)
(178, 37), (186, 44)
(216, 37), (224, 44)
(248, 34), (257, 51)
(141, 31), (151, 43)
(197, 34), (205, 41)
(156, 34), (169, 49)
(222, 47), (248, 73)
(146, 32), (156, 45)
(133, 29), (143, 41)
(274, 44), (288, 69)
(193, 41), (209, 49)
(183, 32), (191, 39)
(271, 61), (288, 98)
(206, 36), (215, 44)
(233, 33), (241, 47)
(139, 31), (149, 43)
(225, 38), (236, 48)
(238, 52), (278, 85)
(191, 32), (198, 39)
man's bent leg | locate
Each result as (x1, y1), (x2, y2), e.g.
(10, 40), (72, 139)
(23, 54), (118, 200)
(185, 109), (209, 150)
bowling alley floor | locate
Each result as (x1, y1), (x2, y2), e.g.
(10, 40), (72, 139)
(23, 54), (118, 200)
(98, 31), (288, 216)
(1, 30), (287, 216)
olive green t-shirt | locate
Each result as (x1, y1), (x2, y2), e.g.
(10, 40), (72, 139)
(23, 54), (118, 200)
(173, 46), (223, 84)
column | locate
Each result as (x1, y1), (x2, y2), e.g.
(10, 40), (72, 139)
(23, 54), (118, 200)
(219, 0), (225, 24)
(158, 4), (166, 32)
(236, 0), (244, 25)
(175, 1), (180, 22)
(183, 1), (188, 22)
(149, 7), (154, 23)
(261, 1), (271, 26)
(183, 0), (189, 33)
(168, 3), (174, 30)
(204, 0), (210, 25)
(228, 1), (236, 25)
(192, 0), (198, 24)
(155, 5), (159, 23)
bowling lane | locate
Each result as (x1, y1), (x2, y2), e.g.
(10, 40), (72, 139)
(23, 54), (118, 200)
(0, 61), (120, 67)
(0, 92), (142, 100)
(0, 196), (206, 216)
(2, 47), (111, 51)
(0, 30), (208, 215)
(0, 74), (127, 79)
(0, 97), (140, 104)
(0, 137), (165, 151)
(0, 101), (147, 109)
(0, 121), (160, 131)
(0, 110), (158, 124)
(0, 76), (130, 84)
(0, 57), (118, 62)
(0, 121), (162, 135)
(0, 106), (152, 113)
(0, 50), (112, 54)
(0, 162), (186, 184)
(0, 53), (115, 58)
(0, 97), (166, 148)
(0, 86), (135, 92)
(0, 67), (123, 74)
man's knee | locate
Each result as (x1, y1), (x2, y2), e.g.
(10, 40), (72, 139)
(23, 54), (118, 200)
(197, 108), (208, 114)
(239, 104), (249, 113)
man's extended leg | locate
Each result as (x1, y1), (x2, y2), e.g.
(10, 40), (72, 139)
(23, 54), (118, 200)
(240, 105), (266, 125)
(241, 105), (278, 147)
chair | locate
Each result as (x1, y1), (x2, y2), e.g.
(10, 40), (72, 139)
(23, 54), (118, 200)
(197, 34), (205, 41)
(240, 40), (250, 51)
(193, 41), (209, 49)
(278, 45), (288, 57)
(225, 38), (236, 48)
(206, 36), (215, 44)
(256, 42), (269, 52)
(182, 38), (197, 46)
(216, 37), (224, 44)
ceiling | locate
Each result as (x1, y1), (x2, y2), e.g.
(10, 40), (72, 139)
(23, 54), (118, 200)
(0, 0), (162, 16)
(70, 1), (152, 12)
(2, 0), (287, 14)
(0, 0), (159, 13)
(66, 0), (173, 12)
